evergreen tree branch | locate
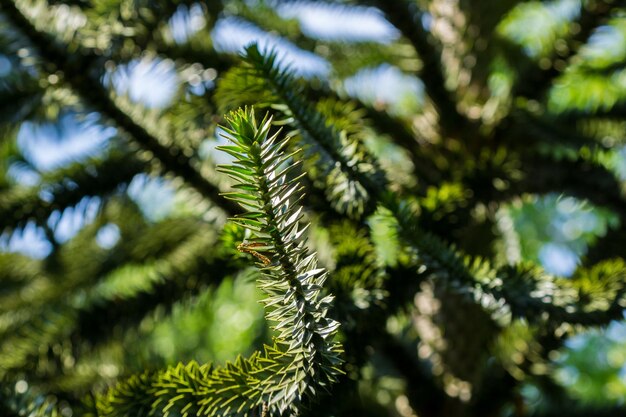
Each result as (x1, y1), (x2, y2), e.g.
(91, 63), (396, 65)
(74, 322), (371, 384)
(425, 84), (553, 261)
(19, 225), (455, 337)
(315, 220), (450, 417)
(0, 219), (224, 380)
(224, 46), (626, 340)
(368, 0), (468, 134)
(217, 44), (388, 218)
(441, 111), (626, 248)
(385, 199), (626, 332)
(0, 197), (146, 315)
(72, 231), (233, 349)
(517, 154), (626, 218)
(204, 9), (437, 188)
(454, 145), (626, 227)
(97, 108), (342, 417)
(224, 45), (466, 241)
(305, 84), (447, 188)
(0, 0), (241, 215)
(0, 150), (143, 235)
(18, 229), (237, 397)
(2, 2), (625, 414)
(492, 260), (626, 327)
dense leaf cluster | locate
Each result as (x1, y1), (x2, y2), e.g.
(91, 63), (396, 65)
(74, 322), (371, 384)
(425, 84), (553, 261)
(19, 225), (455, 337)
(1, 0), (626, 416)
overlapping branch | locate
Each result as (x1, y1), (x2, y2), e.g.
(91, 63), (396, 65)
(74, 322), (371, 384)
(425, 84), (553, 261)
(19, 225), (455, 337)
(0, 0), (240, 215)
(97, 108), (342, 417)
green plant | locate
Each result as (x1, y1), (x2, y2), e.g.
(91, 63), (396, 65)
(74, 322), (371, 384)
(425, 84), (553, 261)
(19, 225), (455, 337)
(1, 1), (626, 416)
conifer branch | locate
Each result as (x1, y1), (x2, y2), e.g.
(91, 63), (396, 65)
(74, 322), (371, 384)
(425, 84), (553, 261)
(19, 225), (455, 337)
(217, 44), (388, 218)
(386, 201), (626, 330)
(517, 154), (626, 218)
(368, 0), (467, 134)
(492, 260), (626, 327)
(73, 230), (234, 348)
(0, 151), (143, 235)
(221, 46), (626, 337)
(0, 0), (240, 215)
(97, 107), (342, 417)
(0, 221), (225, 380)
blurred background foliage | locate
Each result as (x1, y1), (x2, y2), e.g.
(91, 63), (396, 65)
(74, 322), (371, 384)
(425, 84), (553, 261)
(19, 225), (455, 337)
(1, 0), (626, 416)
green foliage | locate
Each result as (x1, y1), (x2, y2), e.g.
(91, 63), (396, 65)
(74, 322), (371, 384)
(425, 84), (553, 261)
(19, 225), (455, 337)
(217, 45), (388, 218)
(96, 108), (343, 417)
(1, 0), (626, 416)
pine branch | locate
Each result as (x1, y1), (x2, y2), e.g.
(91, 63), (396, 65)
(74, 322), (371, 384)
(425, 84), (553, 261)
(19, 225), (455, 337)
(320, 220), (451, 417)
(222, 47), (626, 342)
(73, 228), (232, 348)
(385, 200), (626, 332)
(97, 107), (342, 417)
(213, 2), (439, 187)
(2, 3), (625, 414)
(218, 44), (448, 199)
(368, 0), (467, 134)
(218, 106), (343, 400)
(222, 46), (472, 248)
(325, 221), (385, 332)
(207, 12), (434, 188)
(304, 84), (445, 188)
(217, 45), (388, 218)
(453, 111), (626, 235)
(16, 230), (235, 397)
(0, 150), (143, 235)
(517, 154), (626, 218)
(0, 217), (223, 380)
(0, 0), (240, 215)
(493, 260), (626, 327)
(0, 197), (142, 315)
